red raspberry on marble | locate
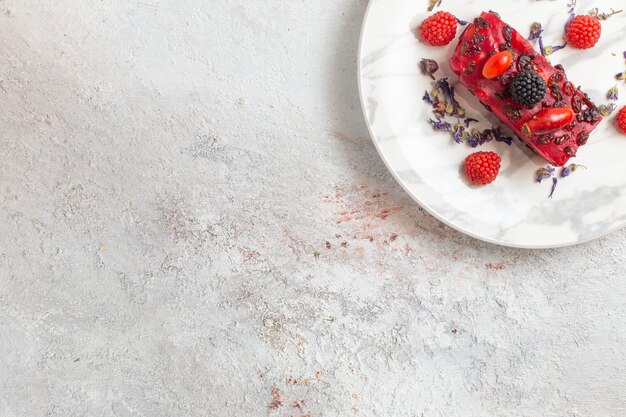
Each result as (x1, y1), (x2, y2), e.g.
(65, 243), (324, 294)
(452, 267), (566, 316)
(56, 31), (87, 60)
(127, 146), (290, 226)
(464, 151), (501, 185)
(617, 106), (626, 134)
(566, 15), (601, 49)
(419, 11), (458, 46)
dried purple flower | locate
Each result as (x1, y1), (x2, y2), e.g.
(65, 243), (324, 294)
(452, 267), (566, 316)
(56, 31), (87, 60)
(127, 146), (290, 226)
(422, 90), (433, 104)
(528, 22), (543, 41)
(435, 78), (460, 110)
(607, 86), (618, 101)
(536, 165), (555, 183)
(466, 129), (486, 148)
(561, 163), (587, 178)
(428, 118), (452, 131)
(599, 103), (617, 117)
(451, 124), (466, 144)
(421, 69), (511, 148)
(420, 59), (439, 80)
(457, 18), (468, 26)
(528, 22), (564, 57)
(549, 177), (558, 198)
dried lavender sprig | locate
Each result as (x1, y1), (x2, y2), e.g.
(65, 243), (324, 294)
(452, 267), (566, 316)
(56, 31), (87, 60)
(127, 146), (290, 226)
(565, 0), (577, 29)
(464, 117), (479, 127)
(546, 44), (567, 56)
(549, 177), (558, 198)
(538, 36), (546, 56)
(589, 8), (623, 20)
(420, 70), (510, 147)
(529, 21), (566, 57)
(607, 85), (619, 101)
(493, 127), (513, 145)
(457, 18), (468, 26)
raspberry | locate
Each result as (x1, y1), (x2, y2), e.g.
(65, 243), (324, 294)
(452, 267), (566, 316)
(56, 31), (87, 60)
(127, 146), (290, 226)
(617, 106), (626, 134)
(419, 11), (458, 46)
(566, 15), (601, 49)
(509, 71), (546, 107)
(464, 151), (501, 185)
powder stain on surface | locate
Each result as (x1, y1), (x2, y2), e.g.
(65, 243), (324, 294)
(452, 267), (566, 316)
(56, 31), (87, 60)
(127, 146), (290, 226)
(268, 387), (283, 410)
(486, 262), (506, 270)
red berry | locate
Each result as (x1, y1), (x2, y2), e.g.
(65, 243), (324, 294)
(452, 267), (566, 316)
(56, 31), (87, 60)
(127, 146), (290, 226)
(522, 108), (575, 136)
(566, 15), (601, 49)
(464, 151), (502, 185)
(482, 51), (513, 79)
(617, 106), (626, 134)
(419, 11), (458, 46)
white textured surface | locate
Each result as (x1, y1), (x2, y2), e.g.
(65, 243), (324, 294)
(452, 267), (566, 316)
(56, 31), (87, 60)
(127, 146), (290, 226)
(1, 1), (626, 416)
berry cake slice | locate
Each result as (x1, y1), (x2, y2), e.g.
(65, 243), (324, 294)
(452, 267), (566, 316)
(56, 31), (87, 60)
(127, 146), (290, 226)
(449, 11), (602, 166)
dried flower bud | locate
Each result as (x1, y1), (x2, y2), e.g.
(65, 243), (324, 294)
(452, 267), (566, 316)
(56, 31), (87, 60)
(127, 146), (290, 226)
(420, 59), (439, 80)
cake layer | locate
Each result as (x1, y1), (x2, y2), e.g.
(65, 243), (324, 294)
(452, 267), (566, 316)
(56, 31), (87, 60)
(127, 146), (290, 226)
(449, 11), (602, 166)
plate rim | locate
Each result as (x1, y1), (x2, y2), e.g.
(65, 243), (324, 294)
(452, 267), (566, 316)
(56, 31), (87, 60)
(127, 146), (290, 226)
(356, 0), (625, 249)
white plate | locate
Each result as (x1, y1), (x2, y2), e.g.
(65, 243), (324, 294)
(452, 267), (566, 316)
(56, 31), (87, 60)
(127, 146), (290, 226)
(358, 0), (626, 248)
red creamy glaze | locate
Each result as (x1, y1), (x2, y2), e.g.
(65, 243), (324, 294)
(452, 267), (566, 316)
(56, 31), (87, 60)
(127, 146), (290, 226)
(449, 11), (602, 166)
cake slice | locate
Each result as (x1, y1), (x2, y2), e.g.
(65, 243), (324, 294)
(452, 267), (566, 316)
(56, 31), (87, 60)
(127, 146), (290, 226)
(449, 11), (602, 166)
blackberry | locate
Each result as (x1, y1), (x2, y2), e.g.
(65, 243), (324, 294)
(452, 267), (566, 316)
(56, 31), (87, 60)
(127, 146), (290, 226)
(509, 71), (546, 107)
